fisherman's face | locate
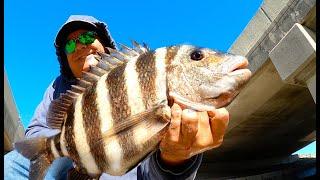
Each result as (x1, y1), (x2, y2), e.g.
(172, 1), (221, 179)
(66, 29), (105, 78)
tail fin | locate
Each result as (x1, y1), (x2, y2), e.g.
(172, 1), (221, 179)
(15, 137), (55, 180)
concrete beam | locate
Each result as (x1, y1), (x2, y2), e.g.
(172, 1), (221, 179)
(269, 23), (316, 102)
(261, 0), (292, 22)
(229, 0), (316, 74)
(229, 8), (271, 56)
(225, 60), (285, 132)
(306, 74), (316, 102)
(4, 70), (25, 152)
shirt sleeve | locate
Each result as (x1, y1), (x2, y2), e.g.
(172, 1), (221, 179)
(137, 150), (203, 180)
(25, 81), (60, 138)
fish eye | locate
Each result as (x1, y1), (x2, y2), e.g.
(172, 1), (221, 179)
(190, 50), (204, 61)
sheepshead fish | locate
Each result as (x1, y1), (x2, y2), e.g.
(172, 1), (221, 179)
(15, 42), (251, 179)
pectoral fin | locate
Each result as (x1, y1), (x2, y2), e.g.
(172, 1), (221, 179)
(103, 102), (170, 139)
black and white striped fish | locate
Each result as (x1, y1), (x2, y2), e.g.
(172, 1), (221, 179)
(15, 42), (251, 179)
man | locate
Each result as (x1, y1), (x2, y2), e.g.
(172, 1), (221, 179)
(4, 15), (229, 179)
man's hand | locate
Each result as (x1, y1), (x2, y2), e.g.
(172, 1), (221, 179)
(159, 103), (229, 165)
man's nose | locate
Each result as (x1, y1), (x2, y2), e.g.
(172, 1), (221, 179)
(76, 42), (87, 51)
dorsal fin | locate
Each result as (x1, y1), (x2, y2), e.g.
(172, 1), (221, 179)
(66, 90), (79, 96)
(101, 49), (126, 65)
(46, 41), (151, 129)
(90, 66), (108, 76)
(77, 79), (92, 88)
(82, 71), (100, 83)
(118, 43), (140, 57)
(71, 85), (86, 94)
(106, 47), (130, 62)
(131, 40), (149, 54)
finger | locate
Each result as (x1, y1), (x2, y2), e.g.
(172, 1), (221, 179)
(166, 103), (182, 143)
(209, 108), (229, 147)
(181, 109), (198, 148)
(195, 112), (214, 148)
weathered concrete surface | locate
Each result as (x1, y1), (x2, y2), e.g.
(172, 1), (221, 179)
(4, 70), (25, 153)
(306, 74), (316, 102)
(270, 23), (316, 86)
(199, 0), (316, 175)
(229, 0), (316, 74)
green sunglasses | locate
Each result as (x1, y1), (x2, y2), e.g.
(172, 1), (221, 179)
(64, 31), (97, 54)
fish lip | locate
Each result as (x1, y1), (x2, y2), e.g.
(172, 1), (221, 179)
(227, 68), (251, 76)
(229, 56), (249, 73)
(204, 68), (251, 102)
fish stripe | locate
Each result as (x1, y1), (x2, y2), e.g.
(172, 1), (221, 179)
(135, 52), (157, 108)
(130, 50), (164, 162)
(64, 105), (83, 169)
(45, 138), (55, 162)
(165, 46), (179, 65)
(120, 56), (147, 171)
(81, 83), (109, 172)
(106, 64), (131, 123)
(154, 48), (168, 104)
(96, 74), (123, 173)
(97, 74), (114, 133)
(125, 57), (145, 114)
(60, 122), (69, 157)
(116, 127), (141, 172)
(103, 137), (123, 175)
(73, 94), (100, 175)
(106, 64), (130, 173)
(129, 49), (168, 157)
(50, 138), (60, 159)
(53, 134), (63, 157)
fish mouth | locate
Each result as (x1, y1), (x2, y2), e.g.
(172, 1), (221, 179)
(229, 56), (249, 73)
(200, 57), (252, 108)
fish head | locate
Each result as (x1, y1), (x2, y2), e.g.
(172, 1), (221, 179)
(166, 45), (252, 109)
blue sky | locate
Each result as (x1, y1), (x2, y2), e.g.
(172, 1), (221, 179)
(4, 0), (315, 154)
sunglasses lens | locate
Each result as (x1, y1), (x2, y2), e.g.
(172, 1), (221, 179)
(79, 31), (96, 45)
(65, 39), (76, 54)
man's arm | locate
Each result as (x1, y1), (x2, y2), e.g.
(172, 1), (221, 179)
(25, 81), (60, 138)
(137, 149), (202, 180)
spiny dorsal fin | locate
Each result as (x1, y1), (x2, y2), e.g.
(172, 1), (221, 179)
(142, 42), (150, 51)
(131, 40), (149, 54)
(82, 71), (100, 83)
(71, 85), (86, 94)
(103, 48), (126, 65)
(46, 42), (152, 130)
(47, 90), (79, 129)
(96, 61), (113, 71)
(107, 47), (130, 62)
(77, 79), (92, 88)
(66, 90), (80, 98)
(90, 66), (108, 76)
(118, 42), (140, 56)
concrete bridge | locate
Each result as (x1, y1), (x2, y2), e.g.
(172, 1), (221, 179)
(4, 0), (316, 178)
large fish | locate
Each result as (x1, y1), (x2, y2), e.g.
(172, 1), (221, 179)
(15, 42), (251, 179)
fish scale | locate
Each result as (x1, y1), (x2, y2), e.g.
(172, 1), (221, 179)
(14, 42), (252, 179)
